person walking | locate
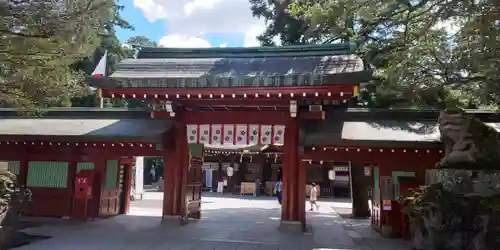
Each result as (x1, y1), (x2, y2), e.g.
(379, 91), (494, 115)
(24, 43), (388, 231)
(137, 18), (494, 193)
(275, 179), (283, 205)
(309, 182), (319, 211)
(217, 180), (224, 195)
(149, 166), (156, 184)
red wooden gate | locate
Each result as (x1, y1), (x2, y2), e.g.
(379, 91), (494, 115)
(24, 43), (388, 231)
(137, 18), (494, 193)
(186, 156), (203, 220)
(185, 144), (203, 220)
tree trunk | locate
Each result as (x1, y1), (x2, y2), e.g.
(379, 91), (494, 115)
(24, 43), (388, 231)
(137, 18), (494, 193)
(350, 163), (370, 218)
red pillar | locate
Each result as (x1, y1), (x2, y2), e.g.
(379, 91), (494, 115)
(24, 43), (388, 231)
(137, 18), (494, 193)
(297, 160), (306, 226)
(281, 118), (302, 226)
(162, 121), (189, 219)
(122, 163), (133, 214)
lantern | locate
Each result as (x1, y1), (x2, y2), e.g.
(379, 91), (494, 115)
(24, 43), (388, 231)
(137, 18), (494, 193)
(226, 166), (234, 177)
(328, 170), (336, 180)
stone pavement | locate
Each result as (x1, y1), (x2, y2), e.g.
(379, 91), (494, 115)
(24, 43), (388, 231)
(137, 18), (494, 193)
(16, 193), (411, 250)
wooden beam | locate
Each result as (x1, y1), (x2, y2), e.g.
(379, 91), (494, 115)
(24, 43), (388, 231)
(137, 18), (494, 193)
(100, 85), (358, 101)
(180, 111), (291, 124)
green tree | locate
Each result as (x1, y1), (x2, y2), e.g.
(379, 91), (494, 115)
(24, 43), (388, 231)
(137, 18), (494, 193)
(0, 0), (120, 108)
(250, 0), (321, 45)
(126, 36), (158, 48)
(71, 2), (135, 107)
(251, 0), (500, 108)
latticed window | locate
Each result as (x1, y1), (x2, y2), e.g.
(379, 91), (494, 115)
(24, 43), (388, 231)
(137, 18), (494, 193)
(278, 76), (285, 86)
(312, 75), (322, 85)
(179, 79), (186, 88)
(159, 78), (167, 88)
(258, 77), (265, 87)
(27, 161), (68, 188)
(284, 75), (292, 86)
(198, 78), (208, 88)
(302, 74), (310, 86)
(221, 77), (227, 87)
(105, 160), (118, 189)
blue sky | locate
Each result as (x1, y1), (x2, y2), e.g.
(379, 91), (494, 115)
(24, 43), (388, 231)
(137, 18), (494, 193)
(115, 0), (264, 48)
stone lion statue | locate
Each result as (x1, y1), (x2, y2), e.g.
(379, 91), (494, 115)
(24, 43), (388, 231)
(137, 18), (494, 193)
(438, 108), (500, 168)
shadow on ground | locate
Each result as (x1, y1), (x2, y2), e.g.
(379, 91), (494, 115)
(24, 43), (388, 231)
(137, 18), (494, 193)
(14, 194), (410, 250)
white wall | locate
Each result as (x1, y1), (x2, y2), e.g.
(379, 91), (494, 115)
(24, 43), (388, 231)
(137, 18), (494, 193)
(134, 156), (145, 200)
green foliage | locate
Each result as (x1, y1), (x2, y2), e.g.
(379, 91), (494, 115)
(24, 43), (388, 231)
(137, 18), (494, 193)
(70, 1), (135, 108)
(401, 184), (500, 250)
(250, 0), (500, 108)
(126, 36), (158, 48)
(0, 0), (120, 109)
(400, 109), (500, 249)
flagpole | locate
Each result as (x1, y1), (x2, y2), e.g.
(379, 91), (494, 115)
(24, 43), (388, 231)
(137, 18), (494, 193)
(92, 51), (108, 108)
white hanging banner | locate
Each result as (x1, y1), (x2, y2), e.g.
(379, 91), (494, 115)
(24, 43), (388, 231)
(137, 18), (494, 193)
(260, 125), (272, 145)
(273, 125), (285, 145)
(235, 124), (248, 145)
(222, 124), (234, 145)
(248, 125), (260, 145)
(210, 124), (222, 145)
(187, 125), (198, 144)
(186, 124), (286, 146)
(199, 124), (210, 144)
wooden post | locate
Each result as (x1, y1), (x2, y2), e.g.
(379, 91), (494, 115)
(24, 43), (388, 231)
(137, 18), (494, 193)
(162, 120), (189, 220)
(122, 163), (133, 214)
(297, 158), (307, 228)
(350, 162), (370, 218)
(281, 118), (301, 227)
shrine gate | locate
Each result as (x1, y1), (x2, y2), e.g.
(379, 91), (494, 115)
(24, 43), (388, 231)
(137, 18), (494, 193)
(1, 44), (498, 236)
(91, 44), (371, 227)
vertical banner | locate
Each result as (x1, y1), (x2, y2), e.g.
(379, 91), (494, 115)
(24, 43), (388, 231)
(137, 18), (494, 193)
(260, 125), (272, 145)
(222, 124), (234, 146)
(205, 169), (213, 188)
(187, 124), (287, 146)
(198, 124), (210, 145)
(273, 125), (285, 145)
(210, 124), (222, 145)
(187, 125), (198, 144)
(235, 124), (248, 145)
(248, 125), (260, 145)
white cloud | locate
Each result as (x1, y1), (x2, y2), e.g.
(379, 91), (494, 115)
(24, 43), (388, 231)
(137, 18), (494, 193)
(133, 0), (168, 22)
(158, 34), (212, 48)
(219, 42), (228, 48)
(133, 0), (266, 47)
(243, 23), (265, 47)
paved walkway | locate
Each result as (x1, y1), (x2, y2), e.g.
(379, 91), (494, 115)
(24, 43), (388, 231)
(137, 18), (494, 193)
(16, 193), (411, 250)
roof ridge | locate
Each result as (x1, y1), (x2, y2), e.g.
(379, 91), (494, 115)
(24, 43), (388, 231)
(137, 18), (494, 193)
(137, 43), (357, 59)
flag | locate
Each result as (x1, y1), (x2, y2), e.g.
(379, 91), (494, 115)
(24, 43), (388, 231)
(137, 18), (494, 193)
(91, 50), (108, 77)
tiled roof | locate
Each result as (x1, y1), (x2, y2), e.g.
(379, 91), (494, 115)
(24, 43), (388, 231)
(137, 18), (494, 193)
(136, 44), (357, 58)
(0, 118), (172, 142)
(110, 55), (364, 79)
(301, 119), (500, 147)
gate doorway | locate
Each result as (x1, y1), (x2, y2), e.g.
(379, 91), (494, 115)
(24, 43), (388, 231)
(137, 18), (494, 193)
(185, 154), (202, 221)
(118, 164), (128, 214)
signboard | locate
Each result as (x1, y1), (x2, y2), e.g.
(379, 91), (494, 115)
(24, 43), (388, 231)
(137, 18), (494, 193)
(383, 200), (392, 211)
(0, 161), (8, 172)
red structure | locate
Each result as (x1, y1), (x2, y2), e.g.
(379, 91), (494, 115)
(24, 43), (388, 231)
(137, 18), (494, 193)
(0, 109), (164, 219)
(92, 44), (371, 228)
(0, 44), (499, 237)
